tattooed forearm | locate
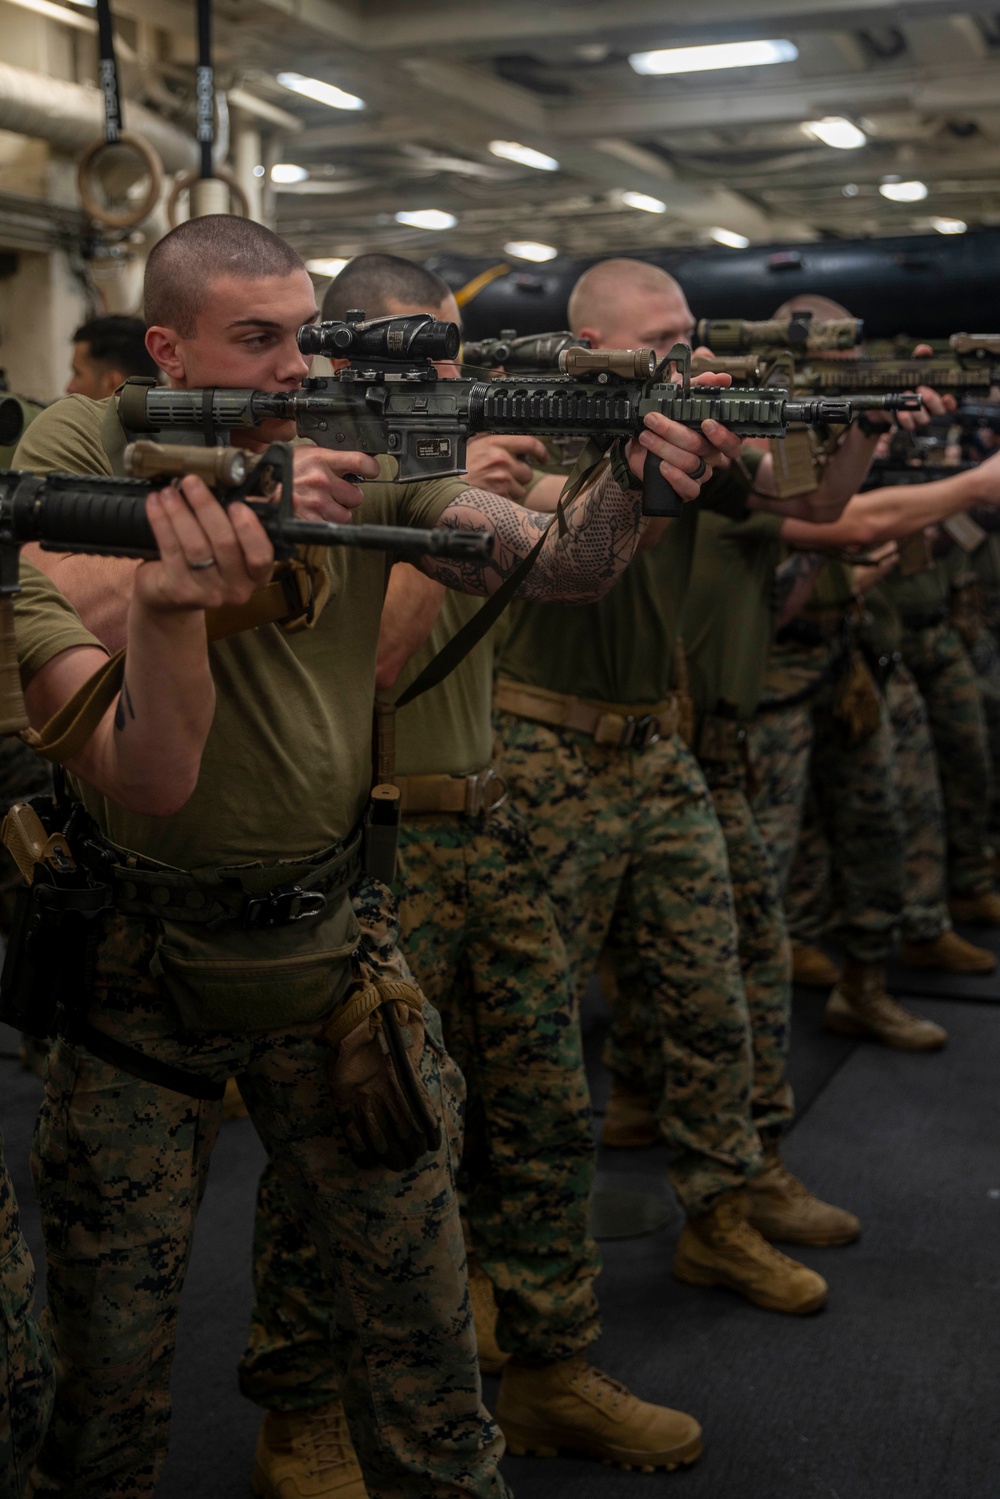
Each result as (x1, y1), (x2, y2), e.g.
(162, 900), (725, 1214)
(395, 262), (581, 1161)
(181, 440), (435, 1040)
(420, 468), (646, 602)
(113, 677), (136, 733)
(772, 551), (829, 630)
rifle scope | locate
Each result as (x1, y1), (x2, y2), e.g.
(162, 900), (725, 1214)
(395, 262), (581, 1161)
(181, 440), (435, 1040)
(696, 316), (864, 353)
(298, 312), (460, 363)
(462, 331), (585, 370)
(0, 397), (26, 448)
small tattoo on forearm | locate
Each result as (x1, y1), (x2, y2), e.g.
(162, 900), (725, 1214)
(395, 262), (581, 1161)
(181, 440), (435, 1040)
(114, 678), (136, 733)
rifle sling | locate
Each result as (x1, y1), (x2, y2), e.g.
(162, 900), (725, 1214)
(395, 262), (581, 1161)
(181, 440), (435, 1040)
(394, 440), (606, 711)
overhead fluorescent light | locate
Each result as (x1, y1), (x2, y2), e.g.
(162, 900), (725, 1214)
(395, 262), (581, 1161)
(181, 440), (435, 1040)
(489, 141), (559, 172)
(932, 217), (967, 235)
(709, 227), (750, 249)
(803, 117), (866, 151)
(504, 241), (558, 262)
(306, 258), (350, 277)
(271, 163), (309, 184)
(879, 179), (928, 202)
(622, 190), (667, 214)
(395, 210), (457, 230)
(629, 40), (798, 75)
(277, 72), (365, 112)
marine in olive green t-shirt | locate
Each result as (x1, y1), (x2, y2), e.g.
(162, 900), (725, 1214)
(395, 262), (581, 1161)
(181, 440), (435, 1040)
(499, 456), (760, 707)
(14, 395), (468, 872)
(679, 508), (785, 737)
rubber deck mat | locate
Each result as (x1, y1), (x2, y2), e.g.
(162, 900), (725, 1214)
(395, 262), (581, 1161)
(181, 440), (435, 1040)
(4, 992), (998, 1499)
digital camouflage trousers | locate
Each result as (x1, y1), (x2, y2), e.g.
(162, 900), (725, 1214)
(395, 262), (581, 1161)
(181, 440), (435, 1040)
(600, 761), (794, 1153)
(785, 663), (951, 947)
(750, 641), (904, 965)
(0, 1131), (53, 1499)
(240, 801), (601, 1416)
(494, 717), (762, 1215)
(899, 621), (993, 897)
(29, 876), (507, 1499)
(960, 620), (1000, 846)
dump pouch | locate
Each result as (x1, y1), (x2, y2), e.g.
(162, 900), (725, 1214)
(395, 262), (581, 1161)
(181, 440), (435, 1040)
(150, 894), (360, 1033)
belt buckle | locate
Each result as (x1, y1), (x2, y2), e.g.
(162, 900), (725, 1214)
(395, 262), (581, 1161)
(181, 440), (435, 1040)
(243, 883), (327, 929)
(620, 714), (661, 750)
(472, 768), (508, 816)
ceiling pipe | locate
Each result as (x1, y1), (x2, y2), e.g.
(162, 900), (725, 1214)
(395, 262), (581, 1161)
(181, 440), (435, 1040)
(0, 59), (198, 174)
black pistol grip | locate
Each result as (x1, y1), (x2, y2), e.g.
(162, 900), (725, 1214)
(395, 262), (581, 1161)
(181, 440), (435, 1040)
(641, 448), (684, 518)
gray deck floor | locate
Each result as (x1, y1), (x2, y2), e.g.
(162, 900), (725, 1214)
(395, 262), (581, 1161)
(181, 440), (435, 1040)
(2, 978), (998, 1498)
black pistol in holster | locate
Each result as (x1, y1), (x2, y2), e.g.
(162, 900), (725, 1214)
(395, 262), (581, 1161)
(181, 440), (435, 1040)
(0, 797), (112, 1040)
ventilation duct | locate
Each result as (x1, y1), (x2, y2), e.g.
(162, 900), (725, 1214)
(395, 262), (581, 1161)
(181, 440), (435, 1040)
(0, 61), (198, 175)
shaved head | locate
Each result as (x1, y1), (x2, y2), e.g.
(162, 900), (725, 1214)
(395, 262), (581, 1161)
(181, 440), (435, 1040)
(568, 258), (694, 357)
(145, 215), (305, 336)
(772, 293), (853, 321)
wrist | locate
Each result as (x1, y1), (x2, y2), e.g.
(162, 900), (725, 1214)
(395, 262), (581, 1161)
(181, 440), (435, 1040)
(609, 438), (644, 498)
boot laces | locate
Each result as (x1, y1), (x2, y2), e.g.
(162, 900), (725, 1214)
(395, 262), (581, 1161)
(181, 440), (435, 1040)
(866, 989), (933, 1030)
(292, 1404), (360, 1478)
(760, 1158), (810, 1202)
(572, 1361), (631, 1414)
(716, 1202), (801, 1270)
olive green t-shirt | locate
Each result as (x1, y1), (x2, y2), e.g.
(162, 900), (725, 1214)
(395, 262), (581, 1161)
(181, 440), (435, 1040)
(679, 508), (785, 725)
(394, 589), (494, 776)
(14, 395), (468, 871)
(15, 557), (105, 680)
(499, 453), (760, 706)
(880, 549), (950, 619)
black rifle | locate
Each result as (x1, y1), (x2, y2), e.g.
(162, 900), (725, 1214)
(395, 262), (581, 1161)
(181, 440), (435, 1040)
(119, 312), (854, 520)
(0, 440), (490, 736)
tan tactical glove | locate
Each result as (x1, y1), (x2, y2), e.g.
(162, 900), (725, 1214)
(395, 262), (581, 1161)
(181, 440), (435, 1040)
(323, 970), (442, 1171)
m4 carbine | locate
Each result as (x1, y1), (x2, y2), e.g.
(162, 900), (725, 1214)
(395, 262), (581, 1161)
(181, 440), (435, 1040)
(695, 313), (864, 353)
(119, 312), (854, 520)
(0, 440), (490, 736)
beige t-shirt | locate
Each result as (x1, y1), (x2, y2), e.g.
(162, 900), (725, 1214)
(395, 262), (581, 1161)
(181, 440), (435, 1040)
(14, 395), (468, 871)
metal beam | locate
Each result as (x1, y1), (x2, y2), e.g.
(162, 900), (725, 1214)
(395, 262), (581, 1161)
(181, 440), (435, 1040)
(351, 0), (984, 51)
(547, 58), (1000, 138)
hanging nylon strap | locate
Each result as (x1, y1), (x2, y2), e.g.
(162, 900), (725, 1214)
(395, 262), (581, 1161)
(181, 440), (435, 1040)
(196, 0), (214, 180)
(95, 0), (123, 143)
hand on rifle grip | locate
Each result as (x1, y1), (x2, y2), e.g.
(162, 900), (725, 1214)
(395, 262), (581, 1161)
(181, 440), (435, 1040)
(641, 448), (684, 518)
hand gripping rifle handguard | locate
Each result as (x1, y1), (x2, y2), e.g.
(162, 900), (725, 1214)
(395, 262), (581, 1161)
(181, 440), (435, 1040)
(119, 311), (855, 521)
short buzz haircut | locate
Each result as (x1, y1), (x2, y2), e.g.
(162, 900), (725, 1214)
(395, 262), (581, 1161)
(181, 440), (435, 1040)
(321, 254), (452, 322)
(144, 216), (306, 336)
(72, 314), (157, 379)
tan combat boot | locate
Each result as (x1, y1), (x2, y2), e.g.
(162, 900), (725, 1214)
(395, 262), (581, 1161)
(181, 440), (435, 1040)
(900, 930), (996, 975)
(496, 1357), (702, 1471)
(469, 1262), (509, 1377)
(825, 962), (947, 1051)
(600, 1079), (660, 1149)
(253, 1401), (367, 1498)
(791, 943), (842, 989)
(673, 1195), (827, 1314)
(223, 1077), (249, 1120)
(949, 890), (1000, 927)
(746, 1152), (860, 1247)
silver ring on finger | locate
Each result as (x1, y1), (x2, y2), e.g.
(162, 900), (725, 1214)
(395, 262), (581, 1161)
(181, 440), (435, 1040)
(690, 458), (708, 481)
(188, 557), (217, 571)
